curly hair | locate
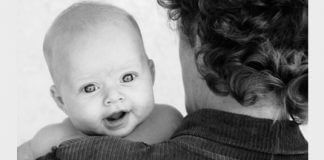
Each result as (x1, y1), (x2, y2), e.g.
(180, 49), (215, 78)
(158, 0), (308, 124)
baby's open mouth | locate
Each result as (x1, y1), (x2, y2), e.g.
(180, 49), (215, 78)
(106, 111), (127, 122)
(103, 111), (130, 130)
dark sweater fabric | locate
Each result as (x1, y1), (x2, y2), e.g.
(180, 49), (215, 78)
(37, 109), (308, 160)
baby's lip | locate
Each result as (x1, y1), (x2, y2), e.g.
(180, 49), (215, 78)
(106, 111), (127, 121)
(103, 110), (130, 130)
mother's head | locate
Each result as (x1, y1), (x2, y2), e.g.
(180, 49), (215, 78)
(158, 0), (308, 124)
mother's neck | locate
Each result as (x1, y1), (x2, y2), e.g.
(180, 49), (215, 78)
(186, 87), (287, 120)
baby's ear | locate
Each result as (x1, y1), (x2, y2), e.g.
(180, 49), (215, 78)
(148, 59), (155, 84)
(50, 85), (66, 113)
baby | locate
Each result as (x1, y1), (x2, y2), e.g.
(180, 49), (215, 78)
(18, 2), (182, 159)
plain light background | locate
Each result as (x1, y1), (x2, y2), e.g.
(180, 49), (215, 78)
(17, 0), (308, 147)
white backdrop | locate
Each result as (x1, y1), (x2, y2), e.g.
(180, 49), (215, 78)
(17, 0), (185, 146)
(17, 0), (307, 146)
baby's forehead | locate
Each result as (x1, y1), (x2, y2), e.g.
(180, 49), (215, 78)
(54, 21), (144, 57)
(52, 46), (149, 85)
(51, 26), (147, 69)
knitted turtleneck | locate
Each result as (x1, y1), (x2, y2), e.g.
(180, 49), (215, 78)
(172, 109), (308, 159)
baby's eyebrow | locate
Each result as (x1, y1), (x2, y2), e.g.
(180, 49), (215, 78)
(69, 73), (98, 84)
(114, 63), (142, 72)
(68, 63), (143, 83)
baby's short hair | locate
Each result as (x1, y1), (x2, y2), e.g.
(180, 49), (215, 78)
(43, 1), (141, 85)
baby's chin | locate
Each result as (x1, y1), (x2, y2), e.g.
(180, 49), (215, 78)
(77, 126), (134, 137)
(79, 123), (136, 137)
(102, 124), (137, 137)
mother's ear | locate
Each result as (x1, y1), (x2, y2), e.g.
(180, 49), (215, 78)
(148, 59), (155, 84)
(50, 85), (67, 113)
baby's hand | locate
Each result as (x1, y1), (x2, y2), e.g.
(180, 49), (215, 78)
(17, 141), (34, 160)
(18, 118), (86, 159)
(125, 104), (183, 144)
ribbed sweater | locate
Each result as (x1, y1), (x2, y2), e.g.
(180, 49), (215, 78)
(37, 109), (308, 160)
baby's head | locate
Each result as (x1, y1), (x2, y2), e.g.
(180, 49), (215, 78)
(43, 2), (155, 137)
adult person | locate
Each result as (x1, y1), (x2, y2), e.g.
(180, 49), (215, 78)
(38, 0), (308, 159)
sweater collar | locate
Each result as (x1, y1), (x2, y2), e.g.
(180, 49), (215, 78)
(172, 109), (308, 154)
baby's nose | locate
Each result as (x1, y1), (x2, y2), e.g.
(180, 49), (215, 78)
(104, 90), (125, 106)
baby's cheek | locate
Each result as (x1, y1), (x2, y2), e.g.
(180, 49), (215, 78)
(73, 116), (98, 133)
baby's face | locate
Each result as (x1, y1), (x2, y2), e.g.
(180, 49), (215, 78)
(54, 24), (154, 137)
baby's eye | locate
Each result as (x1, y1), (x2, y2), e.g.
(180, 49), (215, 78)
(83, 84), (99, 93)
(122, 73), (136, 83)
